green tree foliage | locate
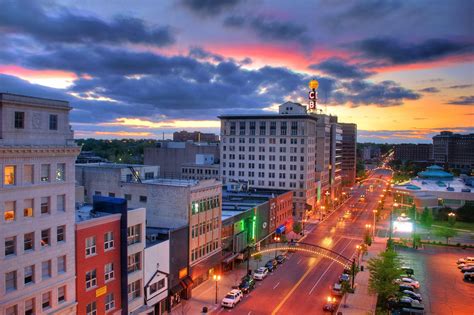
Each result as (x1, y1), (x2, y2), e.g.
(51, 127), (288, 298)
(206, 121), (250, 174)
(420, 207), (433, 228)
(253, 253), (263, 267)
(367, 249), (402, 308)
(364, 230), (372, 246)
(292, 222), (302, 234)
(341, 280), (352, 307)
(434, 227), (458, 244)
(408, 204), (417, 221)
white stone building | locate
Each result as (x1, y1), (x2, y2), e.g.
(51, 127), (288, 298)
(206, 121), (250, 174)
(0, 93), (80, 314)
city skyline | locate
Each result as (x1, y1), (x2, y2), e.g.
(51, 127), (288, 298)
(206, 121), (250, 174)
(0, 0), (473, 143)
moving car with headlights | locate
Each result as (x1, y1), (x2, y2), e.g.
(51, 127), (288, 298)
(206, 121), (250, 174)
(221, 289), (243, 308)
(253, 267), (269, 280)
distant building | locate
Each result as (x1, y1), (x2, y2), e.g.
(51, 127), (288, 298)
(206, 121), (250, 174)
(181, 154), (220, 180)
(394, 144), (433, 162)
(0, 93), (80, 315)
(433, 131), (474, 173)
(173, 130), (219, 142)
(76, 151), (108, 164)
(361, 145), (381, 161)
(144, 141), (219, 179)
(340, 123), (357, 186)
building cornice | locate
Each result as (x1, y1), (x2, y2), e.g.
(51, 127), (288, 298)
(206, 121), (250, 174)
(0, 145), (81, 157)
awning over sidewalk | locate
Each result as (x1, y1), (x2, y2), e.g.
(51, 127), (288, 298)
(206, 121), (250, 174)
(222, 253), (239, 264)
(170, 276), (194, 295)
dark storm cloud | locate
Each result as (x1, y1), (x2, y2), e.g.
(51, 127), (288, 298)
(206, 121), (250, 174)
(308, 58), (374, 79)
(448, 84), (473, 89)
(350, 37), (474, 65)
(179, 0), (243, 17)
(0, 0), (175, 46)
(223, 15), (311, 45)
(341, 0), (403, 19)
(446, 95), (474, 105)
(418, 87), (440, 93)
(188, 47), (224, 62)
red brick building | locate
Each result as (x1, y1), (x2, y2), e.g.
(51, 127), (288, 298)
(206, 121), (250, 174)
(75, 207), (122, 315)
(270, 190), (294, 235)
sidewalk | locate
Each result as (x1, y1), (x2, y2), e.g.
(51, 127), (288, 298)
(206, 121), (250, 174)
(335, 236), (386, 315)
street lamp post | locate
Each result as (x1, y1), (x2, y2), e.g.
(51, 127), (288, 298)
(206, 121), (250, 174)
(448, 212), (456, 226)
(213, 274), (221, 304)
(372, 210), (377, 237)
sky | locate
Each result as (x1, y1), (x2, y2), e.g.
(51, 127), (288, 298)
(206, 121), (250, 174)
(0, 0), (473, 143)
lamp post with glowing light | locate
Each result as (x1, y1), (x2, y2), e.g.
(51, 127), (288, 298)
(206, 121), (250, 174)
(213, 274), (221, 304)
(372, 210), (377, 237)
(273, 235), (281, 258)
(448, 212), (456, 227)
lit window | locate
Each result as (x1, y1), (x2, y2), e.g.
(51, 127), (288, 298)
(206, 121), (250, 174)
(4, 201), (15, 222)
(56, 163), (65, 181)
(23, 199), (33, 217)
(4, 166), (16, 185)
(41, 229), (50, 247)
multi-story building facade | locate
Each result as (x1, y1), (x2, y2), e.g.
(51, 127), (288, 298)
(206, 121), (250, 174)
(340, 123), (357, 186)
(315, 114), (331, 209)
(76, 164), (222, 291)
(144, 141), (219, 178)
(219, 102), (318, 219)
(394, 144), (433, 162)
(433, 131), (474, 173)
(329, 116), (343, 200)
(0, 93), (80, 314)
(75, 205), (122, 315)
(173, 130), (219, 142)
(181, 154), (220, 180)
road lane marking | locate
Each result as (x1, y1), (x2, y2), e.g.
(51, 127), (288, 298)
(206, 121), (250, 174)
(271, 237), (343, 315)
(297, 258), (302, 265)
(308, 239), (354, 295)
(273, 282), (280, 290)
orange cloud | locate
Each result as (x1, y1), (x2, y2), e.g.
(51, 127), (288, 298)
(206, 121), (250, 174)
(94, 131), (153, 137)
(0, 65), (78, 88)
(101, 117), (220, 129)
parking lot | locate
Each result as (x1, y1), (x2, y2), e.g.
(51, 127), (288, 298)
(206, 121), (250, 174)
(397, 245), (474, 315)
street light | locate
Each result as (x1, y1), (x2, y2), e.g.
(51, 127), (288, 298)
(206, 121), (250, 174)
(213, 274), (221, 304)
(448, 212), (456, 226)
(372, 210), (377, 237)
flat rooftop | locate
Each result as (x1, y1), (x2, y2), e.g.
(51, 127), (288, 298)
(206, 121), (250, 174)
(76, 163), (152, 168)
(142, 178), (200, 187)
(75, 204), (118, 223)
(0, 92), (70, 108)
(222, 210), (253, 221)
(395, 177), (473, 193)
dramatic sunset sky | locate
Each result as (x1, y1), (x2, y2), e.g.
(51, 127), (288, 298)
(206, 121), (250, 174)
(1, 0), (473, 142)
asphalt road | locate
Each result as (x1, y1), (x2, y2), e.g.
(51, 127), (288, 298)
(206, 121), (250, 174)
(216, 169), (391, 315)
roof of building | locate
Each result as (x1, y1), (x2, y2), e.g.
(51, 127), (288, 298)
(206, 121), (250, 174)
(394, 177), (473, 194)
(418, 165), (454, 180)
(76, 162), (152, 168)
(75, 204), (120, 223)
(218, 114), (319, 121)
(0, 92), (70, 108)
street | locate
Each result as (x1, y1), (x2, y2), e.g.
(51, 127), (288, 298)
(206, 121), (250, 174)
(214, 169), (391, 314)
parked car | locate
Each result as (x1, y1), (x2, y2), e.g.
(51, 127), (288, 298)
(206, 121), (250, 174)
(457, 257), (474, 264)
(339, 273), (350, 283)
(397, 277), (420, 289)
(399, 284), (415, 292)
(388, 297), (424, 311)
(457, 263), (474, 269)
(464, 272), (474, 282)
(221, 289), (243, 308)
(239, 277), (255, 294)
(253, 267), (269, 280)
(332, 283), (342, 296)
(461, 266), (474, 273)
(402, 290), (422, 302)
(397, 307), (425, 314)
(265, 261), (275, 272)
(401, 267), (414, 276)
(275, 254), (286, 264)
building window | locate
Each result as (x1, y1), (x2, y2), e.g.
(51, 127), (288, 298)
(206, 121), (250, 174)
(86, 301), (97, 315)
(105, 293), (115, 311)
(139, 195), (147, 203)
(58, 285), (66, 303)
(41, 260), (51, 280)
(108, 192), (115, 197)
(128, 279), (141, 301)
(40, 197), (50, 214)
(57, 225), (65, 242)
(14, 111), (24, 129)
(4, 201), (15, 222)
(145, 172), (154, 180)
(6, 305), (18, 315)
(104, 263), (114, 282)
(57, 194), (65, 212)
(49, 114), (58, 130)
(5, 236), (16, 256)
(104, 232), (114, 250)
(85, 236), (96, 257)
(150, 279), (165, 294)
(55, 163), (65, 181)
(25, 298), (35, 315)
(24, 199), (33, 217)
(85, 269), (97, 289)
(42, 292), (51, 310)
(127, 252), (141, 273)
(40, 164), (50, 182)
(5, 270), (17, 292)
(127, 224), (141, 245)
(4, 165), (16, 185)
(24, 164), (34, 184)
(58, 255), (66, 273)
(124, 194), (132, 201)
(24, 232), (34, 251)
(24, 265), (34, 285)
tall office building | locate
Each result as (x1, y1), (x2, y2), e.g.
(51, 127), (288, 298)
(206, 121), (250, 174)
(394, 143), (432, 162)
(0, 93), (80, 314)
(340, 123), (357, 186)
(219, 102), (318, 219)
(329, 116), (343, 199)
(433, 131), (474, 172)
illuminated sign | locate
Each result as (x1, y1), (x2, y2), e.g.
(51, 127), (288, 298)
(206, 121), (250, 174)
(179, 268), (188, 279)
(309, 100), (316, 110)
(96, 286), (107, 297)
(309, 79), (319, 90)
(309, 91), (316, 99)
(393, 221), (413, 233)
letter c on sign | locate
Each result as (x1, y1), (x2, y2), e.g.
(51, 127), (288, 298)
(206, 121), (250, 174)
(309, 91), (316, 99)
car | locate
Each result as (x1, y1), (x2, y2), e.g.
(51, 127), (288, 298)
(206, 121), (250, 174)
(461, 266), (474, 273)
(401, 267), (414, 276)
(457, 257), (474, 264)
(399, 284), (414, 292)
(253, 267), (269, 280)
(399, 277), (420, 289)
(339, 273), (350, 282)
(397, 307), (425, 315)
(275, 254), (286, 264)
(332, 283), (342, 296)
(388, 297), (424, 311)
(264, 261), (275, 272)
(239, 278), (255, 294)
(464, 272), (474, 282)
(268, 258), (278, 268)
(323, 299), (337, 312)
(457, 263), (474, 269)
(402, 290), (422, 302)
(221, 289), (243, 308)
(457, 258), (466, 264)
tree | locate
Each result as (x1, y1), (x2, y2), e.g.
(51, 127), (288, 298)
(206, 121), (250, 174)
(434, 227), (458, 244)
(293, 222), (302, 234)
(367, 249), (402, 309)
(253, 253), (262, 268)
(341, 279), (352, 307)
(408, 204), (417, 221)
(364, 230), (372, 246)
(420, 207), (433, 229)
